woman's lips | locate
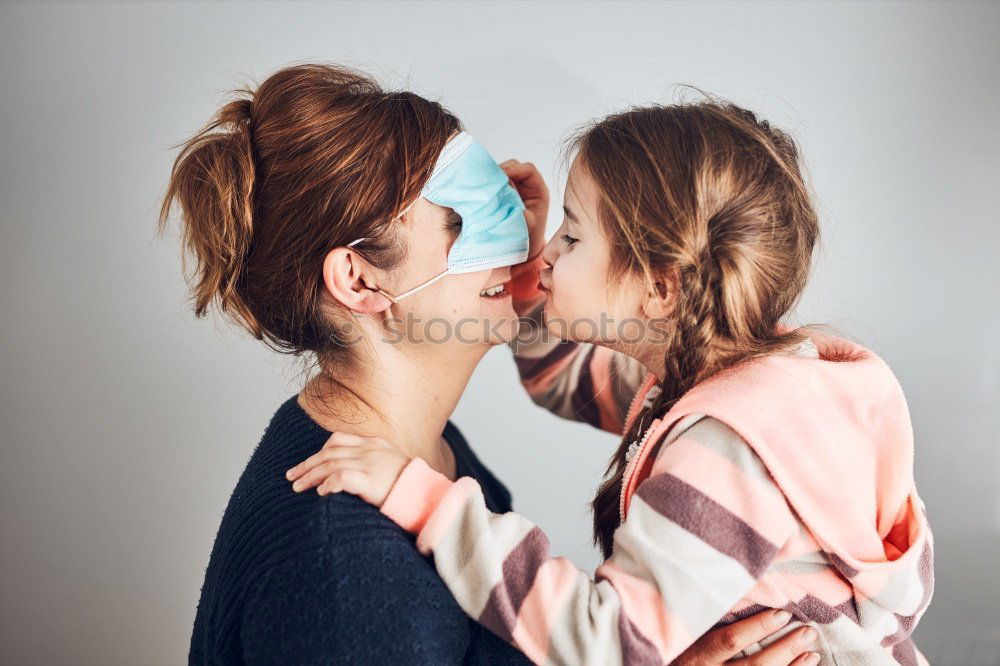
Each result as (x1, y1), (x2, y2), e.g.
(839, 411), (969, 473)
(480, 280), (512, 299)
(537, 281), (550, 293)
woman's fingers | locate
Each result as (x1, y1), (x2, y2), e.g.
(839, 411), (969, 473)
(724, 609), (793, 655)
(674, 609), (791, 664)
(788, 651), (821, 666)
(721, 609), (794, 660)
(731, 624), (820, 666)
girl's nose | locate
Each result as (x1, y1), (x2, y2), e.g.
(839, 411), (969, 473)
(540, 232), (559, 267)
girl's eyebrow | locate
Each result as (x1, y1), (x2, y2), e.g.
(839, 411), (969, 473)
(563, 205), (579, 224)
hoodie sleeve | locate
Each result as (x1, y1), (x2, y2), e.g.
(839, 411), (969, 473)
(508, 254), (649, 435)
(379, 416), (799, 665)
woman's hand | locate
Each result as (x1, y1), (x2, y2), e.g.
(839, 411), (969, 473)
(285, 432), (411, 507)
(674, 609), (820, 666)
(500, 159), (548, 260)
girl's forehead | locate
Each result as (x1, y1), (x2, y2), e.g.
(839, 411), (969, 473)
(564, 165), (600, 225)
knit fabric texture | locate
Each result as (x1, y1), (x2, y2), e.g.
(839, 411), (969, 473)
(189, 394), (532, 665)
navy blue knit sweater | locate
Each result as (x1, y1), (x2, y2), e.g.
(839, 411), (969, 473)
(189, 394), (531, 665)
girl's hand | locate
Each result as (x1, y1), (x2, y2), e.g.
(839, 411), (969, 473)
(674, 608), (819, 666)
(500, 159), (548, 260)
(285, 432), (411, 508)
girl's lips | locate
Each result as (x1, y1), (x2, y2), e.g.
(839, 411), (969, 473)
(538, 268), (553, 293)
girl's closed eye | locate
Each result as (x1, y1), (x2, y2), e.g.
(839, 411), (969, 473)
(446, 211), (463, 233)
(561, 233), (579, 247)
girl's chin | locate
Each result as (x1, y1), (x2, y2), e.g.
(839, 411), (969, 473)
(541, 305), (598, 345)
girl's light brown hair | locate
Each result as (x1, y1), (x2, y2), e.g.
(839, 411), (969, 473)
(158, 63), (460, 365)
(572, 94), (825, 558)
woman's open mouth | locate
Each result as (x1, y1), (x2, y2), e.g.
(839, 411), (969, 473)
(479, 282), (511, 299)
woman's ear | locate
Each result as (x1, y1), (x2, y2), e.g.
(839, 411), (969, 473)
(321, 247), (393, 314)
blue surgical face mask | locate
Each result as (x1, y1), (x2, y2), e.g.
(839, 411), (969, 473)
(348, 131), (528, 302)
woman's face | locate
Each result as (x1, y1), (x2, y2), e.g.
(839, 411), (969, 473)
(538, 156), (652, 349)
(375, 196), (520, 350)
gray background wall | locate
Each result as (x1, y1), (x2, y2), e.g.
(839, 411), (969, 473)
(1, 1), (997, 663)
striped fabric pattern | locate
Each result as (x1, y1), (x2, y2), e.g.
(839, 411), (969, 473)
(512, 298), (647, 437)
(377, 258), (932, 665)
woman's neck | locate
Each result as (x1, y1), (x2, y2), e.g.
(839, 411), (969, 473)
(298, 340), (485, 480)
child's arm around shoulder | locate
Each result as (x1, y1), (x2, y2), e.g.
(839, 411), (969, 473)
(286, 420), (802, 664)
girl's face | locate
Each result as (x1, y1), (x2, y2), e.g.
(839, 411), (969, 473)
(539, 156), (664, 354)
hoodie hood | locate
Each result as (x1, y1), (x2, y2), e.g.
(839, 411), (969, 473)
(656, 327), (933, 620)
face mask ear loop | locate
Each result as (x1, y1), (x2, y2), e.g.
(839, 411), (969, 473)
(346, 195), (430, 303)
(387, 267), (452, 302)
(346, 195), (423, 249)
(362, 265), (449, 304)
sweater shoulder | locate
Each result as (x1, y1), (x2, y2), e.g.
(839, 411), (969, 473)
(239, 496), (474, 664)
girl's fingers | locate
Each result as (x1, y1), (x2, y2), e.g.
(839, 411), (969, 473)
(317, 469), (367, 496)
(323, 431), (389, 450)
(291, 458), (364, 492)
(287, 432), (385, 480)
(286, 444), (360, 481)
(323, 431), (368, 448)
(500, 159), (527, 174)
(500, 161), (547, 199)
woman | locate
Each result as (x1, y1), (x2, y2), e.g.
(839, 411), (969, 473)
(161, 63), (809, 664)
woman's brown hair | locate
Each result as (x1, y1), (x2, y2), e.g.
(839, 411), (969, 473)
(158, 63), (460, 365)
(572, 94), (825, 558)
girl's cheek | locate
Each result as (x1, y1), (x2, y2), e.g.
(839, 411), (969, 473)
(552, 256), (572, 295)
(547, 261), (570, 316)
(554, 257), (586, 319)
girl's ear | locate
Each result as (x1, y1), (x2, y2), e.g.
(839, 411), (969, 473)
(321, 247), (393, 314)
(640, 267), (680, 320)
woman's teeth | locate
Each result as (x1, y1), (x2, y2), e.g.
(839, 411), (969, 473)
(479, 284), (506, 297)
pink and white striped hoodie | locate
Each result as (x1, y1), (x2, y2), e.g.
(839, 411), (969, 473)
(377, 256), (934, 665)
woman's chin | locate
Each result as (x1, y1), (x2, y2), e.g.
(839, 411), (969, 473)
(485, 315), (520, 346)
(480, 296), (517, 324)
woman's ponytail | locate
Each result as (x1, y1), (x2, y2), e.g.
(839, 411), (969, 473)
(159, 95), (262, 337)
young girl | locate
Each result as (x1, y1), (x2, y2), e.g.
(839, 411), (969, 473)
(287, 99), (934, 665)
